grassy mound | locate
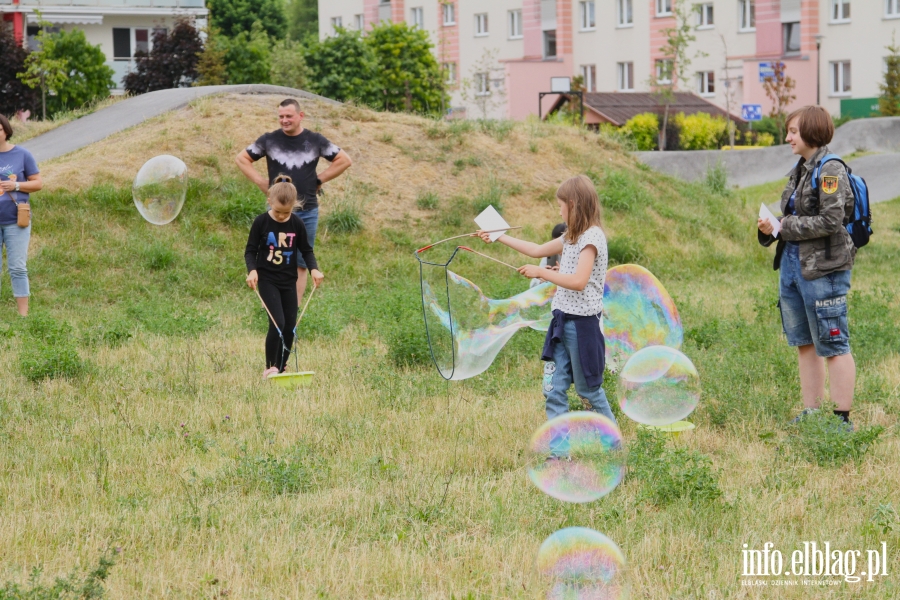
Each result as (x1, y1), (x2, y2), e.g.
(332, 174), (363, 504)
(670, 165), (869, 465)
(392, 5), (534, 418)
(1, 97), (898, 597)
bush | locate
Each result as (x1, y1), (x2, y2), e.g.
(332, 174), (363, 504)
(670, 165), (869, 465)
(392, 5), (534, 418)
(0, 25), (38, 116)
(270, 39), (307, 90)
(123, 18), (203, 94)
(219, 22), (272, 85)
(19, 315), (86, 382)
(303, 29), (381, 106)
(704, 161), (729, 195)
(752, 116), (783, 145)
(322, 197), (363, 234)
(674, 112), (727, 150)
(622, 113), (659, 151)
(755, 132), (775, 147)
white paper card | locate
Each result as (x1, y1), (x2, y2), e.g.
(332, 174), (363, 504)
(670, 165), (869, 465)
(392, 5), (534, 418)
(475, 205), (510, 242)
(759, 203), (781, 238)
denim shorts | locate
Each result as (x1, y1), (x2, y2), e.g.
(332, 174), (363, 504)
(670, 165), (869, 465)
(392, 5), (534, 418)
(778, 243), (851, 357)
(293, 207), (318, 270)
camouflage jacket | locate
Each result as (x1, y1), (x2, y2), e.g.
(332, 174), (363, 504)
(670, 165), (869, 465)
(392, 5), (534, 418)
(758, 145), (856, 280)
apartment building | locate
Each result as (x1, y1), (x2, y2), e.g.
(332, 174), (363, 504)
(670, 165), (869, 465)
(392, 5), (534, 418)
(1, 0), (208, 91)
(319, 0), (900, 121)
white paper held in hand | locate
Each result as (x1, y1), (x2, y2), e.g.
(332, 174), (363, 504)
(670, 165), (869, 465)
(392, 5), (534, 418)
(759, 203), (781, 238)
(474, 205), (510, 242)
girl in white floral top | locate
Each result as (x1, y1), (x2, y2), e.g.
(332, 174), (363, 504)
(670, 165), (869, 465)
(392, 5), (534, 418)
(478, 175), (615, 426)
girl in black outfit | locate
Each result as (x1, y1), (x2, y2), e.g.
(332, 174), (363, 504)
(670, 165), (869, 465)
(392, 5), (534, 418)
(245, 175), (324, 378)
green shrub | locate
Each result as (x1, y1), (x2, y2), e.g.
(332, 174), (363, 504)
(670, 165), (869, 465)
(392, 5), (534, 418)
(704, 161), (729, 195)
(674, 112), (727, 150)
(19, 315), (86, 382)
(226, 442), (327, 495)
(323, 198), (364, 234)
(627, 428), (723, 506)
(472, 176), (506, 215)
(788, 409), (884, 467)
(622, 113), (659, 151)
(755, 132), (775, 147)
(416, 192), (439, 210)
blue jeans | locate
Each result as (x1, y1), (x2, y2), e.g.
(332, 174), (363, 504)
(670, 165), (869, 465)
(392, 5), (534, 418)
(779, 243), (852, 358)
(0, 223), (30, 297)
(543, 319), (616, 424)
(294, 207), (318, 270)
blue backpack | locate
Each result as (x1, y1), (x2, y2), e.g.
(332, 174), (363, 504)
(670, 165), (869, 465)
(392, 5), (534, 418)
(811, 153), (873, 248)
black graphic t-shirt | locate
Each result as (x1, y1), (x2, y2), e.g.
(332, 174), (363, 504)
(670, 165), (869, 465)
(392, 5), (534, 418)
(245, 212), (318, 287)
(245, 129), (341, 211)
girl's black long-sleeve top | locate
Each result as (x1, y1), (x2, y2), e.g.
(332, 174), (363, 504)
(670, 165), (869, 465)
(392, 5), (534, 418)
(244, 212), (318, 287)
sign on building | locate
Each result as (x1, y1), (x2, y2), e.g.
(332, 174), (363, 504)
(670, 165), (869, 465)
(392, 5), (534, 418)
(758, 62), (785, 83)
(742, 104), (763, 121)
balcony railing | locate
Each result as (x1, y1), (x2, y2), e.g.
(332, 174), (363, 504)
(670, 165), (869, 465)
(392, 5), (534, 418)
(17, 0), (206, 8)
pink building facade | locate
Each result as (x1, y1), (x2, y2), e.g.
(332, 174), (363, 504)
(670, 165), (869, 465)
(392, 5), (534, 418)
(320, 1), (900, 121)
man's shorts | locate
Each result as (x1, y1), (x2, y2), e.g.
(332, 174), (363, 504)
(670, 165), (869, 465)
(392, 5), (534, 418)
(294, 207), (319, 270)
(778, 243), (851, 358)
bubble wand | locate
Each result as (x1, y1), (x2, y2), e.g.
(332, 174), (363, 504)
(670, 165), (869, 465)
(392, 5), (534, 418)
(415, 226), (522, 254)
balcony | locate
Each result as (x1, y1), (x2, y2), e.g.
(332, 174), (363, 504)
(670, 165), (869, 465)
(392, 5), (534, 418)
(17, 0), (206, 7)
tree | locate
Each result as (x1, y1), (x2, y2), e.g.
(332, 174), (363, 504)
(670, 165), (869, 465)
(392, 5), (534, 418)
(303, 29), (381, 106)
(0, 24), (39, 116)
(220, 22), (272, 84)
(762, 61), (797, 143)
(650, 0), (704, 150)
(123, 18), (203, 95)
(45, 29), (114, 116)
(18, 20), (70, 120)
(880, 35), (900, 116)
(270, 39), (308, 90)
(207, 0), (287, 40)
(195, 29), (228, 86)
(459, 48), (507, 119)
(366, 22), (446, 115)
(286, 0), (318, 41)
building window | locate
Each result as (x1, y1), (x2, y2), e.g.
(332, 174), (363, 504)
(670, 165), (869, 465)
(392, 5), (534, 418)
(831, 61), (851, 95)
(475, 13), (488, 36)
(697, 71), (715, 95)
(831, 0), (850, 22)
(657, 0), (673, 16)
(331, 16), (342, 31)
(617, 0), (633, 26)
(509, 9), (523, 38)
(443, 62), (457, 84)
(113, 27), (160, 59)
(783, 22), (800, 54)
(354, 14), (365, 29)
(581, 65), (596, 92)
(544, 30), (557, 58)
(889, 0), (900, 17)
(618, 62), (634, 90)
(443, 3), (456, 26)
(739, 0), (755, 31)
(410, 7), (423, 29)
(697, 3), (714, 27)
(655, 59), (673, 83)
(579, 2), (596, 30)
(476, 72), (490, 96)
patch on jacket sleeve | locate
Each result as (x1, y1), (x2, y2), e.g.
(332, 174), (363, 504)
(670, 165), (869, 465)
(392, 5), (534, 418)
(821, 175), (839, 195)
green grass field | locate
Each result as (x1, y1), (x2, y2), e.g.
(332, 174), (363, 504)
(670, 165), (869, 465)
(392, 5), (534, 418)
(1, 109), (899, 598)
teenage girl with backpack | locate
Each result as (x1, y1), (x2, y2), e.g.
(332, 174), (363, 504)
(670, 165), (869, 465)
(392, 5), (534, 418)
(479, 175), (615, 425)
(757, 105), (857, 429)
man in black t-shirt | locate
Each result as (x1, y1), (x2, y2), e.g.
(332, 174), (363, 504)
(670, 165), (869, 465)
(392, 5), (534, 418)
(236, 98), (352, 303)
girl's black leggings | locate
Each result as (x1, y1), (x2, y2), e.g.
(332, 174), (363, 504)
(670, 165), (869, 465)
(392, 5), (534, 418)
(257, 280), (298, 371)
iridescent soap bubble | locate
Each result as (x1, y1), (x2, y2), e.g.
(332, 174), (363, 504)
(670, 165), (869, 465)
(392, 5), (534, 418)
(602, 264), (682, 370)
(133, 155), (188, 225)
(618, 345), (700, 426)
(421, 268), (555, 380)
(537, 527), (628, 600)
(527, 412), (624, 503)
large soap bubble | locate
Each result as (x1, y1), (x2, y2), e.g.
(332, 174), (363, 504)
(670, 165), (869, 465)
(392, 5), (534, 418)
(133, 155), (188, 225)
(603, 264), (682, 369)
(537, 527), (628, 600)
(527, 412), (624, 503)
(618, 345), (700, 426)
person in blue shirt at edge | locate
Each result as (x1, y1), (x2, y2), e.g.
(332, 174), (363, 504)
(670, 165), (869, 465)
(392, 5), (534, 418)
(0, 114), (43, 317)
(757, 105), (858, 430)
